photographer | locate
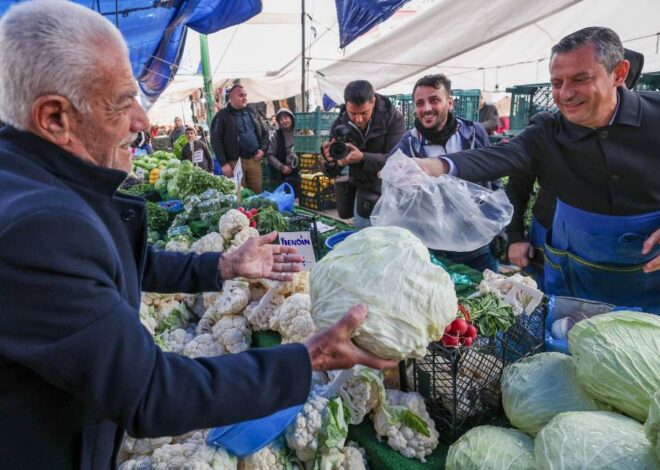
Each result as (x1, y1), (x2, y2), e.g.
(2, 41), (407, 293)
(322, 80), (405, 228)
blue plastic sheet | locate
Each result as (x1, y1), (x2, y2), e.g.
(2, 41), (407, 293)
(0, 1), (262, 104)
(335, 0), (409, 48)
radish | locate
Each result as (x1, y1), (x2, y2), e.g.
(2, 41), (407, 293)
(451, 318), (468, 335)
(444, 324), (452, 334)
(462, 337), (474, 347)
(442, 335), (459, 347)
(465, 324), (478, 338)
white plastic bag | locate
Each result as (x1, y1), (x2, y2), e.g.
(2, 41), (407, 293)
(370, 151), (513, 252)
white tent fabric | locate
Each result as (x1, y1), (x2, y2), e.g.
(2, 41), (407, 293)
(149, 0), (660, 123)
(322, 0), (660, 99)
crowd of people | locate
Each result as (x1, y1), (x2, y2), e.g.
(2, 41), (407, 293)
(0, 0), (658, 468)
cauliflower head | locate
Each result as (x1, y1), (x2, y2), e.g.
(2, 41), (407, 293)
(182, 333), (223, 358)
(219, 209), (249, 242)
(373, 390), (439, 462)
(121, 435), (172, 456)
(269, 293), (317, 344)
(212, 315), (251, 353)
(286, 393), (329, 462)
(117, 455), (153, 470)
(243, 290), (285, 331)
(190, 232), (224, 254)
(328, 367), (382, 425)
(165, 240), (191, 253)
(239, 438), (290, 470)
(197, 281), (250, 334)
(227, 227), (260, 253)
(159, 328), (194, 354)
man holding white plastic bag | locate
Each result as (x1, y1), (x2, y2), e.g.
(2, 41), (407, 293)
(381, 74), (506, 272)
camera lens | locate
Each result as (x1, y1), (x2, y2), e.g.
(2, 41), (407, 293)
(329, 141), (349, 160)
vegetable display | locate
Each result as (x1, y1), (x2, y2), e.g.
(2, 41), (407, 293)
(446, 425), (536, 470)
(568, 311), (660, 422)
(310, 226), (458, 360)
(501, 352), (603, 435)
(441, 305), (478, 347)
(534, 411), (657, 470)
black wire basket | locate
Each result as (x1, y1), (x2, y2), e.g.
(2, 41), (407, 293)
(408, 302), (546, 444)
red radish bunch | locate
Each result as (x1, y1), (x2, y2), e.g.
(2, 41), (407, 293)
(441, 305), (478, 348)
(237, 207), (258, 228)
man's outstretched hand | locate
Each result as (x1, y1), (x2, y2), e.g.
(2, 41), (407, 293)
(305, 304), (400, 371)
(219, 231), (303, 281)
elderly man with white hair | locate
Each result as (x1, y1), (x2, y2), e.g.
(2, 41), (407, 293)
(0, 2), (396, 468)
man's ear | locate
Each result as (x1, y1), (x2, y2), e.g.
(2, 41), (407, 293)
(613, 59), (630, 87)
(30, 95), (76, 147)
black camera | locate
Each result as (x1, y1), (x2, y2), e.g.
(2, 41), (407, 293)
(328, 124), (353, 160)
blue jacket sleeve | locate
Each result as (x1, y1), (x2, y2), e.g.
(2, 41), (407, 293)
(0, 210), (312, 438)
(389, 130), (414, 158)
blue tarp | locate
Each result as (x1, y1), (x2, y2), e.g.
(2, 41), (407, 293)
(335, 0), (409, 48)
(0, 0), (262, 104)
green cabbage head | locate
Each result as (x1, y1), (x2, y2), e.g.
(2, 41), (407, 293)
(501, 352), (604, 435)
(310, 226), (457, 360)
(535, 411), (657, 469)
(645, 391), (660, 461)
(446, 425), (535, 470)
(568, 311), (660, 422)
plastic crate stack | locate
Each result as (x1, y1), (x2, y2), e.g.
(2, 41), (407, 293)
(506, 83), (558, 131)
(388, 94), (415, 129)
(293, 108), (339, 212)
(408, 303), (546, 445)
(452, 89), (481, 122)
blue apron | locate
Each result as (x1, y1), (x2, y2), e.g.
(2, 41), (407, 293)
(524, 216), (548, 291)
(544, 200), (660, 313)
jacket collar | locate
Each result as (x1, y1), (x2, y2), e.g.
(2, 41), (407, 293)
(559, 86), (642, 141)
(0, 126), (128, 197)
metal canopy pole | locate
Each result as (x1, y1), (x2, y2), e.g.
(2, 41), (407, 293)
(301, 0), (306, 112)
(200, 33), (215, 129)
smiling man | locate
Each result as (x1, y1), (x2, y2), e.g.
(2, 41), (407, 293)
(390, 74), (501, 272)
(413, 27), (660, 313)
(0, 2), (397, 468)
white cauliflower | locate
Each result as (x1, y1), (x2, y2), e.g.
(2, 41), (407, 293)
(197, 281), (250, 334)
(239, 438), (289, 470)
(247, 280), (268, 302)
(151, 440), (236, 470)
(190, 232), (224, 254)
(182, 333), (223, 358)
(117, 455), (153, 470)
(285, 393), (329, 462)
(212, 315), (251, 353)
(227, 227), (260, 253)
(121, 435), (172, 456)
(320, 444), (368, 470)
(328, 367), (381, 425)
(218, 209), (249, 242)
(269, 293), (317, 344)
(139, 302), (157, 336)
(372, 390), (439, 462)
(244, 289), (285, 331)
(159, 328), (194, 354)
(165, 239), (191, 253)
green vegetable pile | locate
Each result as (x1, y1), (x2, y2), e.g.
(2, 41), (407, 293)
(256, 207), (289, 235)
(120, 183), (155, 197)
(146, 201), (170, 233)
(459, 292), (515, 337)
(176, 164), (235, 199)
(172, 134), (188, 159)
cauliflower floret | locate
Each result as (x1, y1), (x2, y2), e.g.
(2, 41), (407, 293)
(269, 293), (317, 344)
(247, 280), (268, 302)
(190, 232), (224, 254)
(218, 209), (249, 242)
(165, 239), (191, 253)
(182, 333), (223, 358)
(328, 368), (381, 425)
(121, 435), (172, 456)
(117, 455), (153, 470)
(197, 281), (250, 334)
(239, 438), (289, 470)
(151, 440), (236, 470)
(372, 390), (439, 462)
(244, 289), (285, 331)
(227, 227), (260, 253)
(285, 393), (329, 462)
(212, 315), (251, 353)
(159, 328), (194, 354)
(321, 444), (368, 470)
(292, 271), (310, 294)
(139, 302), (157, 336)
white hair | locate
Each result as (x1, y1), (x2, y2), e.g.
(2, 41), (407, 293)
(0, 0), (129, 130)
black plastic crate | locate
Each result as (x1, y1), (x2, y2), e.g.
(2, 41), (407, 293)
(299, 174), (335, 211)
(507, 83), (558, 131)
(408, 304), (546, 444)
(284, 213), (322, 260)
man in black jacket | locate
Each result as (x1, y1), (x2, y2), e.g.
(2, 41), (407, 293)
(210, 85), (269, 193)
(322, 80), (405, 228)
(0, 3), (397, 468)
(413, 27), (660, 312)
